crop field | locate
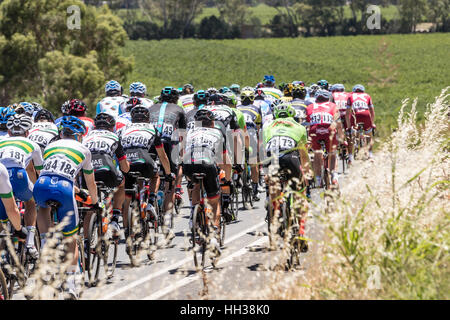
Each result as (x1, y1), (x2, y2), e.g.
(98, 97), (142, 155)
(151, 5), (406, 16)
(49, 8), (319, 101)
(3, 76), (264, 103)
(123, 33), (450, 139)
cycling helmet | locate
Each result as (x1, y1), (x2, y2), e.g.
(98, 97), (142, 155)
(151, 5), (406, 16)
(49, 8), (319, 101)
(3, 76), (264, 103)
(230, 84), (240, 95)
(7, 113), (33, 136)
(331, 84), (345, 92)
(219, 87), (231, 94)
(309, 84), (320, 95)
(61, 100), (71, 115)
(263, 75), (275, 87)
(353, 84), (365, 93)
(67, 99), (87, 114)
(129, 82), (147, 96)
(273, 102), (296, 119)
(130, 105), (150, 122)
(193, 90), (210, 105)
(194, 109), (215, 122)
(240, 90), (255, 103)
(0, 106), (16, 128)
(292, 84), (307, 99)
(292, 80), (305, 87)
(208, 93), (225, 105)
(105, 80), (122, 95)
(315, 89), (332, 102)
(254, 88), (266, 98)
(278, 82), (287, 92)
(16, 102), (34, 116)
(160, 86), (179, 102)
(317, 80), (329, 90)
(125, 97), (142, 112)
(31, 102), (43, 112)
(182, 84), (194, 95)
(94, 112), (116, 130)
(223, 92), (237, 106)
(283, 83), (294, 97)
(34, 108), (55, 123)
(207, 87), (218, 95)
(59, 115), (86, 137)
(256, 82), (264, 89)
(242, 86), (253, 92)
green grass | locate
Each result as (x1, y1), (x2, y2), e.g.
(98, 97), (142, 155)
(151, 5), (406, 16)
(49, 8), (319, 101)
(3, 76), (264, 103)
(122, 33), (450, 138)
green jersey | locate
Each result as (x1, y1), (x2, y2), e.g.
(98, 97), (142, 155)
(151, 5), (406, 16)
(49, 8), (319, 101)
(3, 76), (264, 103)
(262, 117), (307, 155)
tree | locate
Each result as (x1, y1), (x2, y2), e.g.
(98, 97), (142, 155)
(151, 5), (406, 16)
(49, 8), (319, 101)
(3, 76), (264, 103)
(0, 0), (133, 112)
(138, 0), (206, 38)
(216, 0), (251, 29)
(427, 0), (450, 32)
(265, 0), (301, 37)
(398, 0), (427, 32)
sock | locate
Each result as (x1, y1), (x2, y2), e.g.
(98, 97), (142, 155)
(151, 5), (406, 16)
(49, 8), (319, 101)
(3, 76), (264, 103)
(26, 226), (36, 247)
(40, 232), (47, 249)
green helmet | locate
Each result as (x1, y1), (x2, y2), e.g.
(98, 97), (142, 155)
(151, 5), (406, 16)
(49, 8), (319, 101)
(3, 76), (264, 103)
(273, 102), (296, 119)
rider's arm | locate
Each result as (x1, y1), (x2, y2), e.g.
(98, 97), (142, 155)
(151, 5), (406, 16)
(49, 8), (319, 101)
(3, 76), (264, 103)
(345, 97), (352, 130)
(115, 141), (130, 173)
(2, 197), (22, 231)
(369, 97), (375, 125)
(26, 161), (38, 184)
(83, 172), (98, 205)
(156, 144), (171, 176)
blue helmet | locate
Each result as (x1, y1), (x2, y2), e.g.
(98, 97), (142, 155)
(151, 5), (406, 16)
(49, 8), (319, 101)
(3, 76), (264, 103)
(59, 116), (86, 137)
(353, 84), (365, 93)
(263, 75), (275, 86)
(105, 80), (122, 94)
(315, 89), (332, 101)
(219, 87), (231, 94)
(129, 82), (147, 96)
(0, 106), (16, 126)
(17, 102), (35, 116)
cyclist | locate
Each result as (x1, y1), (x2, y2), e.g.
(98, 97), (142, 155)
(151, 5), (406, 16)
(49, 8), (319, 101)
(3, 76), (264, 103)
(290, 83), (312, 125)
(119, 105), (172, 251)
(238, 89), (263, 201)
(230, 84), (241, 96)
(261, 75), (283, 104)
(317, 79), (329, 91)
(183, 109), (232, 256)
(0, 114), (43, 259)
(96, 80), (127, 118)
(116, 97), (140, 131)
(306, 83), (320, 102)
(0, 106), (15, 139)
(306, 89), (341, 188)
(0, 162), (28, 241)
(262, 103), (311, 251)
(28, 109), (59, 153)
(34, 116), (99, 300)
(331, 84), (351, 157)
(346, 84), (375, 161)
(149, 87), (186, 241)
(178, 83), (195, 113)
(129, 82), (154, 108)
(57, 99), (94, 136)
(82, 112), (130, 239)
(186, 90), (210, 132)
(280, 83), (294, 103)
(254, 88), (272, 129)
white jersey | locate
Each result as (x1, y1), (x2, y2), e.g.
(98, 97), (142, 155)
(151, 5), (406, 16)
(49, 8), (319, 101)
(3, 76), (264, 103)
(0, 131), (9, 140)
(122, 97), (154, 111)
(0, 162), (13, 198)
(119, 122), (162, 150)
(262, 87), (283, 104)
(0, 136), (43, 170)
(96, 96), (128, 118)
(178, 94), (195, 113)
(28, 122), (59, 152)
(40, 138), (93, 182)
(183, 126), (226, 166)
(82, 129), (123, 159)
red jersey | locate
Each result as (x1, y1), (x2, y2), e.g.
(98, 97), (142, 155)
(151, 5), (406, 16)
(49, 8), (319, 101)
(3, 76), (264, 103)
(346, 92), (373, 114)
(332, 92), (349, 118)
(306, 101), (338, 131)
(79, 116), (94, 136)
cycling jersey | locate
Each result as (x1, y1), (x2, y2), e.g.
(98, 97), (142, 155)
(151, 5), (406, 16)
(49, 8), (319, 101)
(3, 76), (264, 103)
(149, 102), (187, 143)
(28, 122), (59, 153)
(255, 99), (273, 129)
(263, 117), (307, 156)
(346, 92), (374, 131)
(0, 136), (43, 170)
(178, 94), (195, 113)
(290, 98), (312, 125)
(0, 131), (8, 139)
(96, 96), (127, 118)
(127, 97), (154, 109)
(119, 122), (163, 151)
(115, 112), (131, 131)
(306, 101), (339, 152)
(183, 126), (227, 166)
(0, 163), (14, 223)
(204, 104), (240, 132)
(332, 92), (349, 119)
(262, 87), (282, 104)
(237, 104), (262, 129)
(232, 108), (247, 130)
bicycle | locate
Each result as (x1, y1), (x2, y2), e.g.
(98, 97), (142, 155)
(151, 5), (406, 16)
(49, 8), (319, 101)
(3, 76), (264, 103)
(191, 173), (222, 269)
(0, 266), (8, 300)
(353, 122), (368, 160)
(83, 182), (118, 287)
(241, 162), (254, 210)
(124, 172), (156, 266)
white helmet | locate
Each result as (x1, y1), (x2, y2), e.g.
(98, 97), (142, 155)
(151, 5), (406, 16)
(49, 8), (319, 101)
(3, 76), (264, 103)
(7, 113), (33, 136)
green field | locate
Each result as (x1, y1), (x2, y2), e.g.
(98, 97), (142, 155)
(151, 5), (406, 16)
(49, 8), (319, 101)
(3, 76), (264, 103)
(122, 33), (450, 138)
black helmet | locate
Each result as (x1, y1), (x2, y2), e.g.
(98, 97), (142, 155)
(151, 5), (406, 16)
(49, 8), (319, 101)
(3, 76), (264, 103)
(193, 90), (210, 106)
(94, 112), (116, 130)
(194, 109), (215, 122)
(34, 108), (55, 123)
(130, 105), (150, 123)
(182, 84), (194, 95)
(208, 93), (225, 105)
(126, 97), (142, 112)
(160, 86), (179, 102)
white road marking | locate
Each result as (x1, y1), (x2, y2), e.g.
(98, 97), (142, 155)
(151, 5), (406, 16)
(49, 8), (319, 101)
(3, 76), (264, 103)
(98, 221), (266, 300)
(141, 236), (268, 300)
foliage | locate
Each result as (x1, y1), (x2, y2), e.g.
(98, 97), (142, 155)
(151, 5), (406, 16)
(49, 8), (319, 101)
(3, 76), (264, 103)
(0, 0), (133, 112)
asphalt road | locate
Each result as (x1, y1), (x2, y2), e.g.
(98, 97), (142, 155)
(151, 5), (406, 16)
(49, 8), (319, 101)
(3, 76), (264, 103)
(13, 160), (347, 300)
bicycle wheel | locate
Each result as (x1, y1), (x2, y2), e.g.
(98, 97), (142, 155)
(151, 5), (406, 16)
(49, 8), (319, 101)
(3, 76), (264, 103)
(0, 268), (8, 300)
(286, 195), (301, 270)
(192, 204), (207, 269)
(86, 213), (101, 287)
(18, 228), (40, 286)
(219, 214), (226, 247)
(104, 234), (118, 279)
(76, 237), (86, 298)
(241, 168), (253, 210)
(126, 200), (141, 267)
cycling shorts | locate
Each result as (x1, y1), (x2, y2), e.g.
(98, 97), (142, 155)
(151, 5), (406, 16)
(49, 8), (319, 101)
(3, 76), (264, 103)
(310, 126), (338, 153)
(91, 153), (124, 188)
(150, 140), (179, 173)
(7, 167), (34, 202)
(354, 111), (374, 132)
(33, 175), (79, 237)
(264, 151), (302, 190)
(183, 164), (220, 199)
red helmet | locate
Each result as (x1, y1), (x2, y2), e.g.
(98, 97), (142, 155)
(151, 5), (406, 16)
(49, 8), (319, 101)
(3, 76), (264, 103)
(68, 99), (87, 114)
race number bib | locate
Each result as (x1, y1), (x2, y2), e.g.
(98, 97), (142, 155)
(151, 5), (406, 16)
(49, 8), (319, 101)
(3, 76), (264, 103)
(266, 136), (296, 153)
